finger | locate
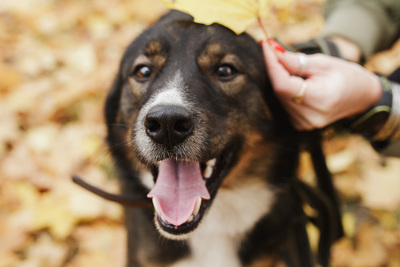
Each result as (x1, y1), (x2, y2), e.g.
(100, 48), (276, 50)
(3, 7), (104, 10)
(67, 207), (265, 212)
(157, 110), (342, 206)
(277, 51), (310, 77)
(260, 40), (288, 78)
(261, 41), (305, 99)
(278, 52), (339, 78)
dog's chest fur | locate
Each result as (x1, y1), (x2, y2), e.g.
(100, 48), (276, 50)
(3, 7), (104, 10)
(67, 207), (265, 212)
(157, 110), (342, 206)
(171, 179), (276, 267)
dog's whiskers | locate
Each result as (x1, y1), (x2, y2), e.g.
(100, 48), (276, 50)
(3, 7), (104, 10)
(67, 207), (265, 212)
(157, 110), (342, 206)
(107, 123), (134, 128)
(200, 96), (222, 107)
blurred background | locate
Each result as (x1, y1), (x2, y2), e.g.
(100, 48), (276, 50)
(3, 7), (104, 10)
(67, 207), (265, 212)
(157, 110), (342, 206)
(1, 0), (400, 266)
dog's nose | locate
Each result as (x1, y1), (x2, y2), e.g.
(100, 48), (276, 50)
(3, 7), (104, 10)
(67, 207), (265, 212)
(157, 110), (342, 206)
(144, 105), (194, 147)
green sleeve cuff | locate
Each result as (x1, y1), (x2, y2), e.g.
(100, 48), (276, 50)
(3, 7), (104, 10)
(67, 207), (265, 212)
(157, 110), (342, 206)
(371, 82), (400, 157)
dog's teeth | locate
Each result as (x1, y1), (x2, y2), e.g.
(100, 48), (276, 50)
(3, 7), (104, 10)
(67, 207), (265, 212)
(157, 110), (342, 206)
(152, 198), (161, 215)
(203, 166), (213, 179)
(203, 158), (216, 178)
(187, 215), (194, 223)
(192, 197), (201, 216)
(206, 158), (216, 167)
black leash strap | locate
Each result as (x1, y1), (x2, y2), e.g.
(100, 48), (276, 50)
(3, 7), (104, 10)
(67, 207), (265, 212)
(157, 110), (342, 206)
(72, 175), (153, 209)
(306, 134), (344, 241)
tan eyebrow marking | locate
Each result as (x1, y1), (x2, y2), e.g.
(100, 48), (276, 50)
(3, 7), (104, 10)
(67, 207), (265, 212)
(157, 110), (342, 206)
(144, 40), (167, 68)
(197, 43), (224, 69)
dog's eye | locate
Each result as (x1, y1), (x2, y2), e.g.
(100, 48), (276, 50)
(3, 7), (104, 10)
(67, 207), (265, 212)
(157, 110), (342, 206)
(132, 65), (153, 81)
(215, 64), (237, 80)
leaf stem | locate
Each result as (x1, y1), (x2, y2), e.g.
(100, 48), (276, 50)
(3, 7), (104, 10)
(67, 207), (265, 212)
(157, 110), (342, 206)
(257, 17), (269, 40)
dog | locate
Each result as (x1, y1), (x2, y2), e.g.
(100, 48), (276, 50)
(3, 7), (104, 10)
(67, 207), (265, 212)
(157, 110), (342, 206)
(104, 10), (339, 267)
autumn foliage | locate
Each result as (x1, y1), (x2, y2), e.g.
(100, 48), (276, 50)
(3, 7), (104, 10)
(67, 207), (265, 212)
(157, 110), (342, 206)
(1, 0), (400, 266)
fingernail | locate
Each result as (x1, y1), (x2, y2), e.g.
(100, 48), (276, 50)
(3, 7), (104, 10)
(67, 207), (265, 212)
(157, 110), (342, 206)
(268, 39), (285, 53)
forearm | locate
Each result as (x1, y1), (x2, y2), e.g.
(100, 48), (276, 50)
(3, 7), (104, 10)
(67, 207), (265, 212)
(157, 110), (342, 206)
(323, 0), (400, 60)
(327, 36), (361, 62)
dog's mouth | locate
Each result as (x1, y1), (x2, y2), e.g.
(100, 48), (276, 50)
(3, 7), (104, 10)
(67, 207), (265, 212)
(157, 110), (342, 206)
(146, 149), (232, 237)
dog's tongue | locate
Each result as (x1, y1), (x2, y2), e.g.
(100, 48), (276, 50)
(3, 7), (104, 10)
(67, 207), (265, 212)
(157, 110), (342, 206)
(147, 159), (210, 226)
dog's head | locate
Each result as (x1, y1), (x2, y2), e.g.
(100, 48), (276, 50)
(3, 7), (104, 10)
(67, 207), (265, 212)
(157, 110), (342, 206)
(106, 11), (288, 239)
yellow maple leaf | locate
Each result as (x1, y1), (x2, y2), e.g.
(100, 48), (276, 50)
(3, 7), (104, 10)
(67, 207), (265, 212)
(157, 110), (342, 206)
(32, 194), (78, 239)
(161, 0), (294, 35)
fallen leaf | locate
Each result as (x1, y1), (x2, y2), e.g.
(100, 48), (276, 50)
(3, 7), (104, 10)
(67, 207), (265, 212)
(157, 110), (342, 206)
(161, 0), (294, 35)
(0, 66), (22, 93)
(18, 232), (68, 267)
(0, 181), (36, 255)
(306, 222), (319, 252)
(359, 158), (400, 211)
(327, 149), (356, 174)
(342, 212), (356, 238)
(297, 151), (316, 185)
(25, 124), (59, 154)
(64, 43), (98, 75)
(352, 223), (388, 267)
(2, 0), (400, 266)
(330, 238), (356, 267)
(68, 223), (126, 267)
(31, 192), (78, 239)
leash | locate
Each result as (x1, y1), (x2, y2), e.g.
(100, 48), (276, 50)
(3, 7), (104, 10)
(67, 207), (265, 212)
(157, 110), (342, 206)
(72, 175), (153, 209)
(305, 132), (344, 240)
(294, 179), (338, 267)
(298, 131), (344, 267)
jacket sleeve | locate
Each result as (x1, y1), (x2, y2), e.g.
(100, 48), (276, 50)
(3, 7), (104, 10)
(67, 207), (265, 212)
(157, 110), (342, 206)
(371, 77), (400, 157)
(376, 140), (400, 157)
(322, 0), (400, 59)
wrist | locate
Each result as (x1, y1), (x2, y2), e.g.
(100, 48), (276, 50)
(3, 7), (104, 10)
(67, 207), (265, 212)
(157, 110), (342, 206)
(372, 81), (400, 142)
(349, 75), (392, 137)
(367, 73), (384, 107)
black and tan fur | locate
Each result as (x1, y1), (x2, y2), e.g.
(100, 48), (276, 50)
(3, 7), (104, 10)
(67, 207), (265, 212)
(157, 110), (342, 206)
(105, 11), (334, 267)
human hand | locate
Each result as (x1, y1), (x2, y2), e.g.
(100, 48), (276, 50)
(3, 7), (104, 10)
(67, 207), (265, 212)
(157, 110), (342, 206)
(261, 40), (382, 131)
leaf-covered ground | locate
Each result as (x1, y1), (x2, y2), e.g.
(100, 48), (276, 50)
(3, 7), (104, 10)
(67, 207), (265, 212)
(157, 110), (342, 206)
(1, 0), (400, 266)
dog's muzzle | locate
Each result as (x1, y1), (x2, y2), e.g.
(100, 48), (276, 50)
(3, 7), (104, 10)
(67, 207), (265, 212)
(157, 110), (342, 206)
(144, 105), (194, 148)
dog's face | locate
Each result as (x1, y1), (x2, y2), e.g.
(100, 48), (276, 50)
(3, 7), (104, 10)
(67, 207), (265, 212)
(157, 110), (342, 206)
(106, 11), (280, 240)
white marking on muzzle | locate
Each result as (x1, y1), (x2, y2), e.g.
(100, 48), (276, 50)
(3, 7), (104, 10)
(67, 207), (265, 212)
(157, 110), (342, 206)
(134, 72), (193, 161)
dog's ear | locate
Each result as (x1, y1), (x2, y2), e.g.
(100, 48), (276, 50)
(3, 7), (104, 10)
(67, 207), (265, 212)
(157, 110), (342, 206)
(262, 76), (296, 134)
(158, 10), (194, 24)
